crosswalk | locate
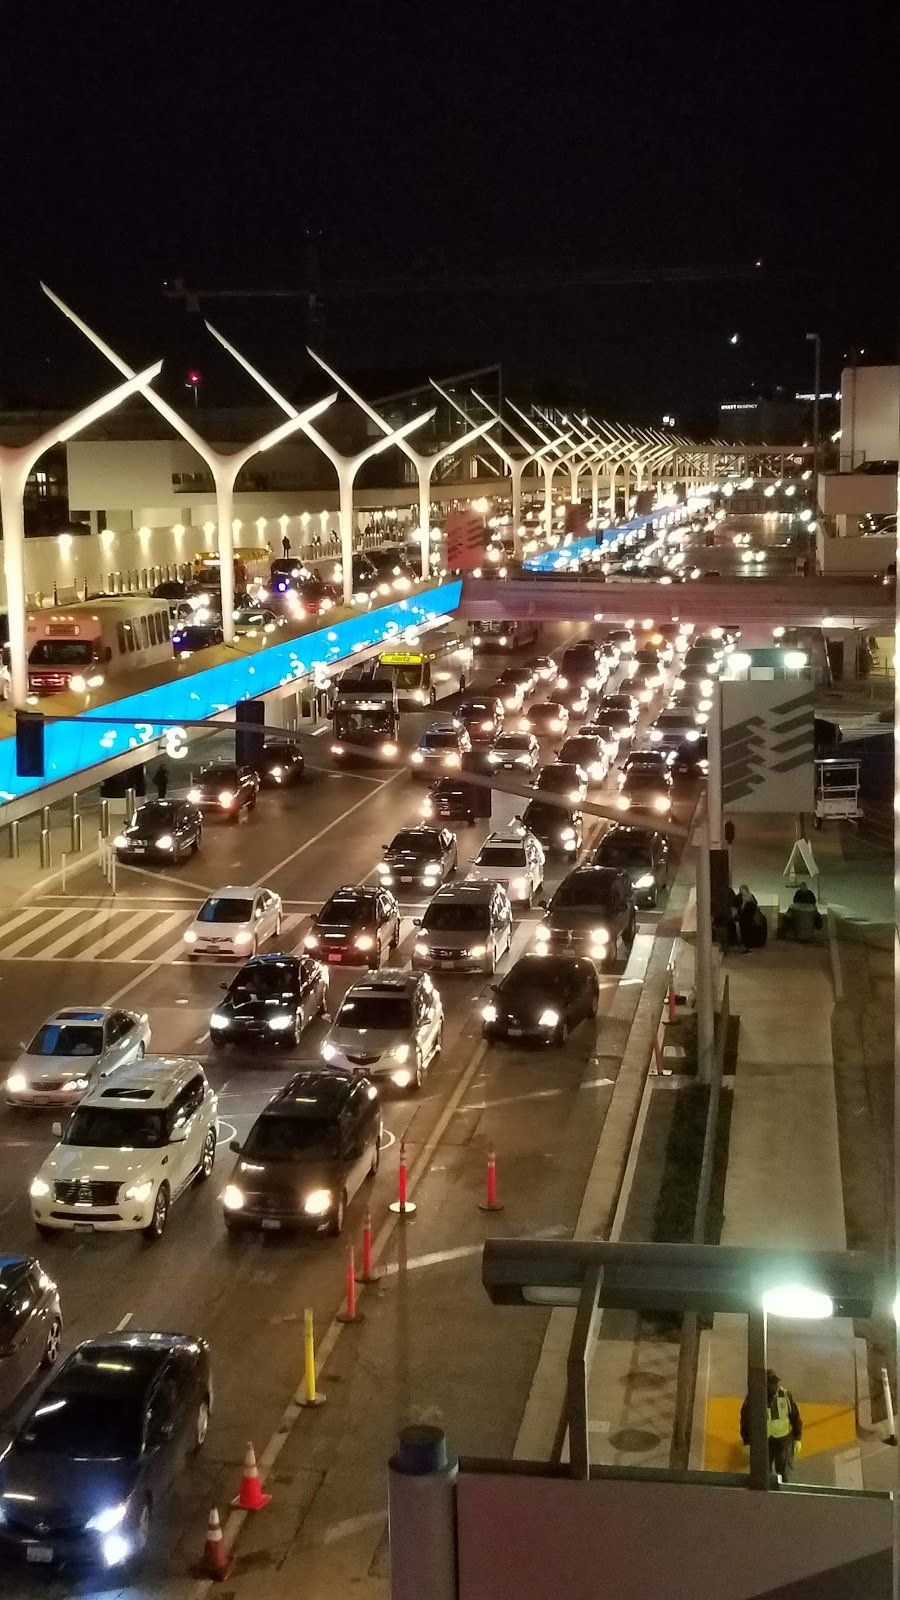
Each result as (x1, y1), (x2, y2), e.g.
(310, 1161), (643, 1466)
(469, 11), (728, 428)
(0, 904), (430, 965)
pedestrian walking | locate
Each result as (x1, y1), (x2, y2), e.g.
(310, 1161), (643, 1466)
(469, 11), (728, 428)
(152, 760), (170, 800)
(735, 883), (767, 950)
(740, 1370), (802, 1482)
(282, 534), (291, 558)
(458, 668), (467, 695)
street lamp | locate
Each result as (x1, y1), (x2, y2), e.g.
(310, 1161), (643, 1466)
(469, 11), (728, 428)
(43, 285), (333, 642)
(0, 361), (164, 706)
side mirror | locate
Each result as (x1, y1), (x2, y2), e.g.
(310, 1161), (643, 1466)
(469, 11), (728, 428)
(229, 1138), (242, 1154)
(536, 897), (547, 909)
(169, 1126), (187, 1144)
(413, 918), (422, 927)
(220, 982), (228, 990)
(51, 1121), (63, 1139)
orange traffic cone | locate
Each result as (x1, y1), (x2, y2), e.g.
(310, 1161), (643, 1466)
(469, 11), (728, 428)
(194, 1507), (232, 1582)
(231, 1441), (271, 1511)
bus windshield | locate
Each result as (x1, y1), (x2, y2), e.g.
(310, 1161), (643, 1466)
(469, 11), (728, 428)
(29, 640), (93, 666)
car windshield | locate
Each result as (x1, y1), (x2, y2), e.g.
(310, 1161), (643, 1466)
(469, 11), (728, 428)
(63, 1107), (167, 1149)
(199, 897), (254, 923)
(530, 704), (562, 719)
(230, 965), (296, 1001)
(263, 745), (294, 761)
(18, 1394), (142, 1460)
(134, 802), (178, 827)
(495, 734), (529, 749)
(524, 802), (569, 827)
(244, 1115), (339, 1162)
(539, 768), (578, 789)
(28, 1023), (104, 1058)
(423, 902), (490, 931)
(502, 963), (560, 995)
(476, 844), (526, 867)
(29, 640), (93, 666)
(598, 837), (649, 868)
(655, 715), (691, 732)
(560, 741), (595, 763)
(625, 770), (663, 786)
(601, 698), (631, 713)
(552, 874), (617, 909)
(199, 767), (238, 786)
(177, 627), (217, 646)
(336, 995), (413, 1029)
(460, 702), (492, 718)
(320, 896), (371, 927)
(389, 832), (440, 857)
(421, 731), (458, 749)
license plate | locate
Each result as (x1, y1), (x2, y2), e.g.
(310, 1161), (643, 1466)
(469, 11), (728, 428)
(26, 1546), (53, 1564)
(508, 1026), (523, 1036)
(400, 876), (414, 884)
(261, 1217), (281, 1230)
(131, 844), (146, 852)
(33, 1096), (52, 1107)
(74, 1222), (94, 1233)
(327, 953), (342, 964)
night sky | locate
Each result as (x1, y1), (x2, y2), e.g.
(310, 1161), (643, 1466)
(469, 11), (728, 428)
(1, 1), (893, 429)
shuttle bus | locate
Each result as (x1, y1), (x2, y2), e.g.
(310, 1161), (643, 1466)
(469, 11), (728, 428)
(469, 618), (539, 653)
(379, 626), (471, 709)
(26, 597), (173, 695)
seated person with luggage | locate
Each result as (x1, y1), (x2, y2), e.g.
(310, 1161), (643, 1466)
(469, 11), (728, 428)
(777, 884), (823, 941)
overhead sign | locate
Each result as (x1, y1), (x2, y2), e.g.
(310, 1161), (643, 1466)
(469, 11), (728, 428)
(721, 683), (814, 812)
(445, 510), (484, 571)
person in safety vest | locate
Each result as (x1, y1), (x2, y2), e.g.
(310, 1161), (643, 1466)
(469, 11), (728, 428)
(740, 1369), (803, 1481)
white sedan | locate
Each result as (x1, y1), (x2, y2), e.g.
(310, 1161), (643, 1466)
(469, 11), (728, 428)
(5, 1006), (151, 1109)
(467, 827), (545, 906)
(184, 885), (283, 959)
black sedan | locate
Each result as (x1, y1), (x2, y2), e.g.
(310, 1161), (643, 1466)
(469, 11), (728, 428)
(305, 885), (401, 968)
(0, 1332), (211, 1571)
(378, 826), (458, 892)
(171, 621), (225, 654)
(113, 800), (202, 863)
(454, 697), (505, 742)
(521, 797), (583, 859)
(253, 740), (305, 788)
(0, 1256), (62, 1416)
(521, 701), (569, 738)
(536, 865), (636, 961)
(422, 776), (476, 825)
(591, 824), (669, 907)
(672, 734), (708, 780)
(482, 953), (599, 1046)
(209, 953), (329, 1049)
(187, 762), (259, 821)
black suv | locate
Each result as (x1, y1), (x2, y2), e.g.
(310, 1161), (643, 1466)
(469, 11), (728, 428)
(209, 954), (329, 1049)
(252, 740), (305, 787)
(0, 1255), (62, 1416)
(482, 953), (599, 1047)
(592, 824), (669, 907)
(379, 826), (458, 891)
(521, 797), (583, 860)
(305, 885), (401, 968)
(537, 865), (636, 961)
(0, 1332), (211, 1570)
(223, 1069), (381, 1236)
(454, 697), (505, 742)
(187, 762), (259, 821)
(113, 799), (202, 863)
(423, 776), (477, 825)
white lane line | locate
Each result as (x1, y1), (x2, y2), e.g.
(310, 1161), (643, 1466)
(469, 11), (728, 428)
(116, 912), (187, 964)
(456, 1087), (565, 1113)
(40, 909), (116, 961)
(322, 1511), (386, 1546)
(77, 911), (150, 962)
(259, 769), (406, 885)
(115, 1312), (133, 1331)
(116, 859), (214, 897)
(381, 1244), (482, 1275)
(0, 907), (81, 957)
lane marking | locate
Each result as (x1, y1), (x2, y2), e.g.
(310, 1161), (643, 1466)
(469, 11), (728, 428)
(76, 910), (150, 962)
(259, 769), (406, 885)
(0, 907), (80, 957)
(381, 1244), (482, 1275)
(40, 909), (115, 961)
(116, 911), (187, 964)
(455, 1087), (566, 1112)
(115, 1312), (133, 1331)
(322, 1511), (386, 1545)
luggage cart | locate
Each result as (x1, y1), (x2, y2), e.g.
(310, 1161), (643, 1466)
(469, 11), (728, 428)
(813, 758), (862, 829)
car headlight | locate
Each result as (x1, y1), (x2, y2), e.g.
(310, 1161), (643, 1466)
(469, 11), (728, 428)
(466, 944), (486, 958)
(443, 753), (460, 768)
(156, 834), (174, 850)
(234, 930), (253, 945)
(560, 828), (576, 842)
(6, 1073), (28, 1094)
(30, 1176), (51, 1198)
(649, 730), (662, 743)
(482, 1003), (498, 1022)
(411, 752), (424, 764)
(113, 834), (128, 849)
(674, 678), (685, 691)
(304, 933), (319, 949)
(123, 1179), (154, 1203)
(377, 862), (391, 875)
(488, 752), (502, 763)
(634, 873), (655, 890)
(536, 924), (551, 940)
(516, 754), (531, 766)
(557, 676), (568, 688)
(539, 1009), (560, 1027)
(392, 1044), (410, 1063)
(303, 1188), (333, 1216)
(268, 1013), (294, 1031)
(69, 674), (87, 693)
(700, 680), (713, 696)
(480, 720), (494, 731)
(591, 927), (610, 943)
(509, 876), (529, 895)
(210, 1013), (229, 1030)
(414, 941), (429, 957)
(187, 788), (201, 802)
(61, 1078), (89, 1093)
(654, 796), (672, 812)
(270, 765), (284, 781)
(183, 929), (198, 944)
(222, 1184), (245, 1211)
(356, 934), (374, 950)
(86, 1502), (129, 1535)
(698, 758), (709, 772)
(331, 743), (345, 755)
(382, 742), (398, 757)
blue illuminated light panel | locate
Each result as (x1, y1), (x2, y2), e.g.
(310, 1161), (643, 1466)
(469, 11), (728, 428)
(0, 581), (463, 803)
(523, 511), (680, 572)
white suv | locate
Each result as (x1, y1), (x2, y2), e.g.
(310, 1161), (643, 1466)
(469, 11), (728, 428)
(467, 826), (545, 907)
(29, 1058), (218, 1242)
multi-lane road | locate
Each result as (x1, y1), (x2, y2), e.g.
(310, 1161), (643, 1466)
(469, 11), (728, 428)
(0, 620), (697, 1595)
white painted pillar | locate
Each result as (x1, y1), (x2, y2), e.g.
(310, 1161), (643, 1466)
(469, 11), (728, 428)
(568, 461), (580, 504)
(543, 461), (554, 533)
(510, 459), (524, 542)
(418, 461), (433, 581)
(590, 463), (600, 521)
(0, 464), (29, 706)
(337, 465), (355, 605)
(214, 471), (236, 643)
(608, 463), (618, 519)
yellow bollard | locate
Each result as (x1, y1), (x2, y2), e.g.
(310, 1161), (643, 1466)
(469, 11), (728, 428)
(301, 1307), (326, 1407)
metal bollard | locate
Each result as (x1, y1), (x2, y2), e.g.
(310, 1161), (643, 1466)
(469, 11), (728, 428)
(60, 852), (68, 893)
(69, 792), (79, 823)
(39, 829), (52, 870)
(881, 1367), (897, 1445)
(71, 812), (83, 853)
(109, 849), (117, 897)
(7, 820), (19, 859)
(40, 805), (50, 836)
(125, 787), (136, 822)
(99, 799), (110, 838)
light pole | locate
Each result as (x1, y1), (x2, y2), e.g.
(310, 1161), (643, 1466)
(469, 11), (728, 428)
(202, 324), (435, 604)
(0, 362), (164, 706)
(43, 285), (333, 642)
(305, 350), (492, 582)
(805, 331), (821, 512)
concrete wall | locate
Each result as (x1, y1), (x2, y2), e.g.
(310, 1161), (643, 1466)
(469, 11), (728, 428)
(456, 1470), (891, 1600)
(839, 365), (899, 469)
(818, 473), (896, 516)
(816, 531), (894, 577)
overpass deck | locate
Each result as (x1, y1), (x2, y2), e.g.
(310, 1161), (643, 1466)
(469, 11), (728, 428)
(460, 575), (894, 628)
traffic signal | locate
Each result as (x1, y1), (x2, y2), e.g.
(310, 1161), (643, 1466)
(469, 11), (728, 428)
(15, 710), (45, 779)
(235, 700), (265, 766)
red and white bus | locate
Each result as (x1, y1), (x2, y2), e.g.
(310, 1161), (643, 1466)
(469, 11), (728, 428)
(26, 598), (173, 695)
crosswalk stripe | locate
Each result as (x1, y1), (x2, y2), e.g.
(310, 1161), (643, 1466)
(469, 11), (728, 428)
(41, 909), (118, 961)
(117, 912), (188, 963)
(1, 907), (84, 957)
(77, 911), (153, 962)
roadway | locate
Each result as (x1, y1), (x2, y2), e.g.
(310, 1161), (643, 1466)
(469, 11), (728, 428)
(0, 620), (699, 1596)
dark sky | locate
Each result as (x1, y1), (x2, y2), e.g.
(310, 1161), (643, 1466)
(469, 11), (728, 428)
(1, 0), (893, 429)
